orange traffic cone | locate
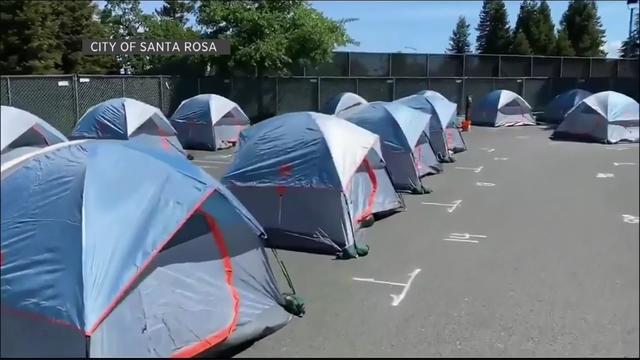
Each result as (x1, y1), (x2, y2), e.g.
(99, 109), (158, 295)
(461, 119), (471, 132)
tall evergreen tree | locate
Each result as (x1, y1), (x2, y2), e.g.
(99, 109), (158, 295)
(0, 0), (62, 74)
(155, 0), (194, 25)
(513, 0), (539, 52)
(558, 0), (606, 57)
(475, 0), (512, 54)
(447, 16), (471, 54)
(554, 28), (575, 56)
(510, 29), (532, 55)
(55, 1), (115, 73)
(619, 12), (639, 58)
(535, 0), (556, 55)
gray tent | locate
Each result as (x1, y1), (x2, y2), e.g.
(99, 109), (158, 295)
(321, 92), (368, 115)
(417, 90), (467, 154)
(70, 97), (186, 156)
(1, 139), (293, 357)
(339, 102), (439, 193)
(223, 112), (404, 259)
(0, 106), (68, 164)
(551, 91), (639, 144)
(170, 94), (250, 150)
(471, 90), (536, 127)
(542, 89), (592, 124)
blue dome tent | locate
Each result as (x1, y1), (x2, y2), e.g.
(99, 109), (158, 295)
(0, 140), (294, 357)
(552, 91), (639, 144)
(543, 89), (592, 124)
(170, 94), (250, 151)
(223, 112), (404, 258)
(70, 97), (185, 156)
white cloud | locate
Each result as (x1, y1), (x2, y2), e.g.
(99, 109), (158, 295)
(603, 40), (622, 58)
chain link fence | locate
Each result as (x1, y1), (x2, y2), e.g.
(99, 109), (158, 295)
(1, 53), (637, 135)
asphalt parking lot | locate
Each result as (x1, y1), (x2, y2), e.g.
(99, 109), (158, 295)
(190, 125), (639, 357)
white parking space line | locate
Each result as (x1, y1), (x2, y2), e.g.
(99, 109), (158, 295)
(443, 233), (487, 243)
(613, 162), (637, 166)
(455, 166), (483, 173)
(480, 147), (496, 153)
(596, 173), (615, 178)
(494, 157), (509, 161)
(353, 268), (421, 307)
(475, 182), (496, 187)
(622, 215), (639, 224)
(421, 199), (462, 213)
(605, 147), (632, 151)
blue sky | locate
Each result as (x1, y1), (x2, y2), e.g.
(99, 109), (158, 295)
(131, 0), (633, 57)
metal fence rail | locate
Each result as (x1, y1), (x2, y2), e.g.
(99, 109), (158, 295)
(0, 53), (637, 135)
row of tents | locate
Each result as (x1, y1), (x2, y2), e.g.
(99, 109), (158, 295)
(1, 86), (637, 357)
(0, 88), (468, 357)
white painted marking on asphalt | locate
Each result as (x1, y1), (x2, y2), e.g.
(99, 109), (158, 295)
(455, 166), (483, 173)
(605, 147), (631, 151)
(421, 199), (462, 213)
(199, 165), (218, 169)
(449, 233), (487, 239)
(480, 147), (495, 153)
(351, 278), (408, 287)
(476, 182), (496, 187)
(443, 238), (480, 244)
(352, 268), (421, 307)
(613, 162), (636, 166)
(596, 173), (615, 178)
(494, 157), (509, 161)
(391, 269), (421, 306)
(622, 215), (639, 224)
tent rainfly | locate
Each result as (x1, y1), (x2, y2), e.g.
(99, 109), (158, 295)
(339, 102), (440, 193)
(170, 94), (251, 150)
(416, 90), (467, 154)
(70, 97), (185, 155)
(543, 89), (592, 124)
(0, 139), (296, 358)
(223, 112), (404, 259)
(471, 89), (536, 127)
(551, 91), (639, 144)
(321, 92), (368, 115)
(0, 106), (68, 164)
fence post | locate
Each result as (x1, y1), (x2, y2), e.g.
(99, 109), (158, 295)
(559, 57), (564, 77)
(348, 52), (352, 77)
(316, 77), (321, 111)
(497, 55), (502, 78)
(588, 57), (593, 78)
(159, 75), (164, 113)
(529, 55), (534, 77)
(425, 53), (430, 77)
(388, 53), (392, 77)
(73, 74), (79, 121)
(6, 76), (11, 105)
(275, 77), (279, 114)
(121, 77), (125, 97)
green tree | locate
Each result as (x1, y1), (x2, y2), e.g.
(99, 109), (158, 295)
(100, 0), (147, 73)
(155, 0), (194, 25)
(475, 0), (512, 54)
(558, 0), (606, 57)
(197, 1), (354, 76)
(554, 28), (575, 56)
(55, 1), (115, 74)
(0, 1), (62, 74)
(139, 15), (205, 75)
(619, 12), (639, 58)
(512, 0), (539, 52)
(447, 16), (471, 54)
(535, 0), (556, 55)
(197, 1), (354, 117)
(510, 29), (532, 55)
